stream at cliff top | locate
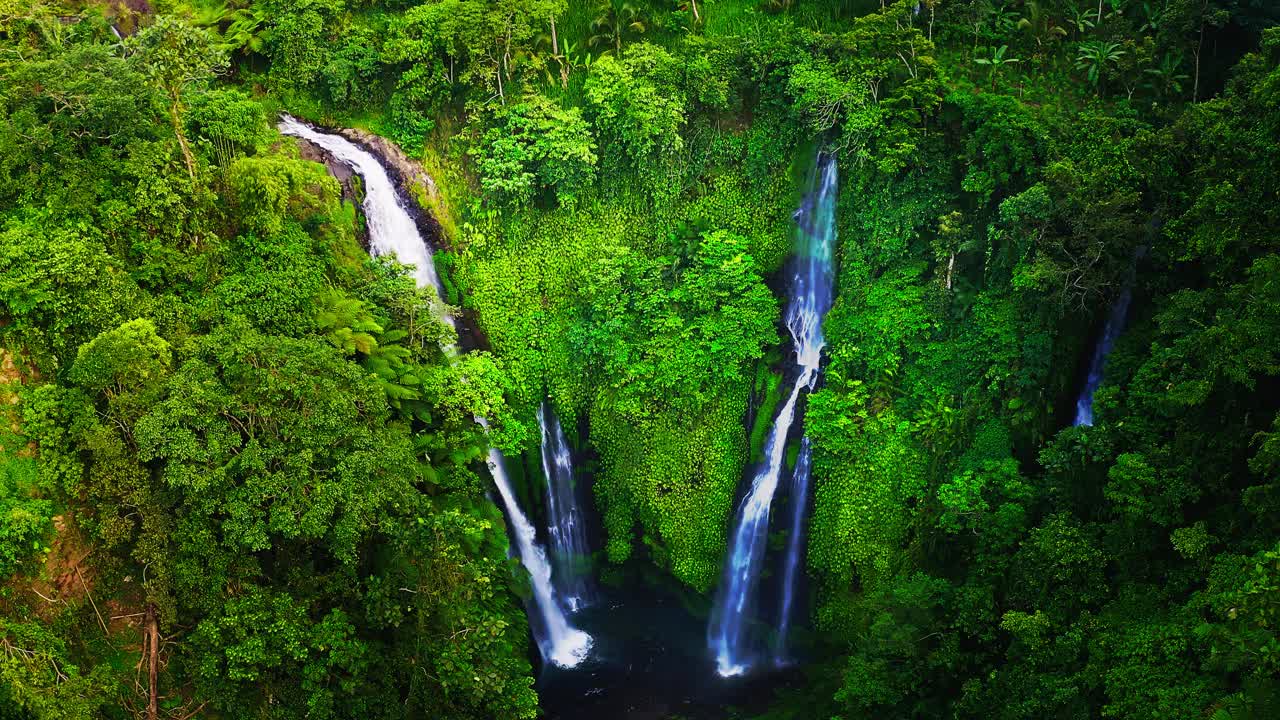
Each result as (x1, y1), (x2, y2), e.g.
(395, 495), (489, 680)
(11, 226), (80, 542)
(277, 114), (453, 327)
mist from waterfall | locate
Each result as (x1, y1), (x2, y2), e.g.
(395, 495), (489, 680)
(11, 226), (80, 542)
(708, 153), (837, 677)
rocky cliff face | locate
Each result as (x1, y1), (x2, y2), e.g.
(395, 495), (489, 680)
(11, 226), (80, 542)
(292, 137), (368, 249)
(336, 128), (450, 251)
(338, 129), (443, 202)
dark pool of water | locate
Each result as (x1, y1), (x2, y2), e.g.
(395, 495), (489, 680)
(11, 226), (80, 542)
(536, 583), (796, 720)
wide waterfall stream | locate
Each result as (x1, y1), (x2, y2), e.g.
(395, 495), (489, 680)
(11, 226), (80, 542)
(708, 153), (837, 677)
(278, 115), (591, 669)
(277, 115), (449, 322)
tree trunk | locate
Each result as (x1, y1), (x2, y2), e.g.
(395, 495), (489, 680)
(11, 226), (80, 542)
(690, 0), (700, 24)
(1193, 22), (1204, 101)
(146, 604), (159, 720)
(169, 99), (195, 182)
(551, 15), (567, 88)
(502, 28), (513, 91)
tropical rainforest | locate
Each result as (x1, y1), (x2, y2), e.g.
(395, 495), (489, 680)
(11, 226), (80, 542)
(2, 0), (1279, 718)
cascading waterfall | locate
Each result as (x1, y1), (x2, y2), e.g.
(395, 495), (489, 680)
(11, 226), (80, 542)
(484, 429), (594, 668)
(708, 153), (837, 678)
(278, 115), (590, 667)
(774, 436), (812, 667)
(1074, 286), (1135, 427)
(277, 115), (452, 327)
(538, 402), (595, 613)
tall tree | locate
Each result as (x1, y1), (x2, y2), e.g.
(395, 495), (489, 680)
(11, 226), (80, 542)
(130, 16), (227, 180)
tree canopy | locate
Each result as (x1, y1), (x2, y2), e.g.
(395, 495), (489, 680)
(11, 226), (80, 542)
(1, 1), (1278, 718)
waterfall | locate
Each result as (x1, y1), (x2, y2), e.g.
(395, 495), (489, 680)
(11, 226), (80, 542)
(1074, 286), (1134, 427)
(276, 115), (452, 327)
(485, 435), (594, 668)
(538, 402), (595, 613)
(708, 153), (837, 677)
(774, 436), (812, 666)
(279, 116), (590, 667)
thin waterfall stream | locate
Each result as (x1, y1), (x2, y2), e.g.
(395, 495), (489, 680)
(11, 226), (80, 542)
(1074, 247), (1145, 427)
(774, 436), (813, 666)
(1073, 287), (1133, 426)
(278, 115), (591, 668)
(538, 402), (596, 613)
(483, 419), (593, 667)
(708, 153), (838, 677)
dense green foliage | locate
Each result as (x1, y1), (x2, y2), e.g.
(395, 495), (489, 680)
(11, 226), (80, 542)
(0, 6), (538, 718)
(2, 0), (1279, 718)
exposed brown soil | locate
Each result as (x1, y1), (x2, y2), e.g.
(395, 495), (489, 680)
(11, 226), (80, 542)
(0, 349), (36, 459)
(26, 515), (95, 617)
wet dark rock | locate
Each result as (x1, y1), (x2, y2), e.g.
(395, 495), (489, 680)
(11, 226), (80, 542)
(292, 137), (368, 250)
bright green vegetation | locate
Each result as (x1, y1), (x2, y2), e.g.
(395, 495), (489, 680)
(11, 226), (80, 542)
(0, 8), (537, 719)
(2, 0), (1279, 719)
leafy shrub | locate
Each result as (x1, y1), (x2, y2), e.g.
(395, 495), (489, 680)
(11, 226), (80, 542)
(472, 95), (597, 207)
